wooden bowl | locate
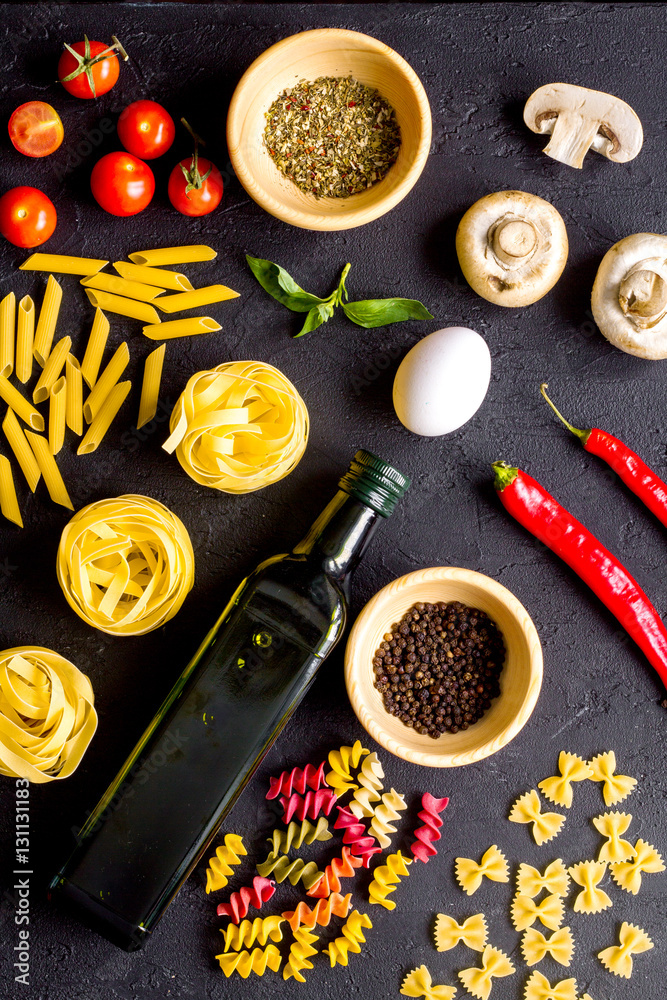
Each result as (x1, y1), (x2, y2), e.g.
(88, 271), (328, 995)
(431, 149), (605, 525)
(345, 567), (543, 767)
(226, 29), (432, 231)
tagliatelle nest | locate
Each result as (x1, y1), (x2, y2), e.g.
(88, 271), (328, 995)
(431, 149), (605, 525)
(163, 361), (309, 494)
(57, 495), (195, 636)
(0, 646), (97, 782)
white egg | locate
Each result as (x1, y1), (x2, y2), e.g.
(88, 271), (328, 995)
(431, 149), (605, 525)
(392, 326), (491, 436)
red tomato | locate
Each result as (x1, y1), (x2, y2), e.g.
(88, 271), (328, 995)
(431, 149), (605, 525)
(168, 156), (223, 217)
(118, 100), (175, 160)
(8, 102), (64, 158)
(90, 152), (155, 217)
(0, 187), (57, 248)
(58, 36), (127, 99)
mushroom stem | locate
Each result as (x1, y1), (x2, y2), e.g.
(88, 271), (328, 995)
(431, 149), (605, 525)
(491, 219), (537, 264)
(619, 268), (667, 329)
(541, 110), (602, 169)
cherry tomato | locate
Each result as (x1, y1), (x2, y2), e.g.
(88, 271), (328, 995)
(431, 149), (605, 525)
(90, 152), (155, 217)
(118, 100), (175, 160)
(58, 36), (127, 99)
(8, 102), (64, 158)
(168, 156), (223, 217)
(0, 187), (57, 248)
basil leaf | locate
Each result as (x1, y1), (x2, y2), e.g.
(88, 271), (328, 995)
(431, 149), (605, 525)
(294, 302), (335, 338)
(246, 255), (326, 313)
(342, 298), (434, 329)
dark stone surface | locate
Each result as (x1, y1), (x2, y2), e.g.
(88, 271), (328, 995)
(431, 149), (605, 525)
(0, 3), (665, 998)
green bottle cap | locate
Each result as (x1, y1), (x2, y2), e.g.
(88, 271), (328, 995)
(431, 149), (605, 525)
(338, 449), (410, 517)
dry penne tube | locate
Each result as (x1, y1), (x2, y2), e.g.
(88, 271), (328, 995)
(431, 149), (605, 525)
(16, 295), (34, 384)
(137, 343), (166, 429)
(84, 289), (160, 325)
(155, 284), (239, 313)
(0, 375), (44, 431)
(25, 431), (73, 509)
(129, 245), (216, 266)
(34, 275), (62, 366)
(33, 336), (72, 404)
(80, 309), (110, 389)
(81, 272), (165, 302)
(113, 261), (194, 291)
(2, 408), (40, 491)
(83, 342), (130, 423)
(49, 376), (67, 455)
(0, 454), (22, 527)
(142, 317), (221, 340)
(0, 291), (15, 377)
(65, 356), (83, 436)
(20, 253), (108, 275)
(78, 381), (131, 456)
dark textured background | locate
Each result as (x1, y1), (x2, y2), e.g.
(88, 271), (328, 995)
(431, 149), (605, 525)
(0, 3), (665, 998)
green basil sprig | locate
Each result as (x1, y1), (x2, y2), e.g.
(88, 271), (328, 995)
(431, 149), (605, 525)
(246, 255), (432, 338)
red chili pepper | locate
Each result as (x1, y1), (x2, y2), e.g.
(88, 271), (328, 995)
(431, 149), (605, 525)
(541, 383), (667, 529)
(492, 461), (667, 694)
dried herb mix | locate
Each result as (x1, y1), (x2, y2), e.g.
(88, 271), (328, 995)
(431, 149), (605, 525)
(263, 76), (401, 198)
(373, 601), (505, 739)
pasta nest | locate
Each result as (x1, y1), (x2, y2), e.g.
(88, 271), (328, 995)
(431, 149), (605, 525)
(57, 495), (195, 636)
(163, 361), (309, 494)
(0, 645), (97, 782)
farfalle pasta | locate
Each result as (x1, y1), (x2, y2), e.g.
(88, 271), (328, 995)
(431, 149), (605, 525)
(510, 893), (564, 932)
(458, 944), (514, 1000)
(521, 926), (574, 967)
(592, 810), (634, 863)
(306, 845), (363, 898)
(538, 752), (593, 808)
(410, 792), (449, 862)
(220, 915), (284, 952)
(368, 850), (412, 910)
(57, 495), (195, 636)
(455, 845), (509, 895)
(609, 838), (665, 895)
(368, 787), (407, 849)
(283, 926), (319, 982)
(206, 833), (247, 893)
(0, 646), (97, 783)
(266, 817), (331, 855)
(162, 360), (309, 494)
(524, 971), (577, 1000)
(256, 852), (323, 890)
(216, 944), (281, 978)
(597, 921), (653, 979)
(348, 750), (384, 818)
(508, 790), (565, 846)
(516, 860), (569, 898)
(588, 751), (636, 807)
(568, 861), (612, 914)
(434, 913), (487, 952)
(282, 893), (352, 932)
(400, 965), (457, 1000)
(325, 739), (368, 796)
(325, 909), (372, 968)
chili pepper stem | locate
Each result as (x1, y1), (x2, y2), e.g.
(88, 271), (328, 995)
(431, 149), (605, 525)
(540, 383), (591, 444)
(492, 461), (519, 491)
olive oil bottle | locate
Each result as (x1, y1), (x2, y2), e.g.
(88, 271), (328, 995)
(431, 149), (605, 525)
(51, 450), (409, 950)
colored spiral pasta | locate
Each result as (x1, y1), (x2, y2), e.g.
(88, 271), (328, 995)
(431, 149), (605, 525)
(307, 845), (364, 898)
(368, 788), (407, 849)
(216, 944), (282, 978)
(206, 833), (247, 893)
(283, 927), (319, 982)
(266, 816), (332, 855)
(221, 915), (285, 952)
(368, 850), (412, 910)
(349, 751), (385, 819)
(57, 495), (195, 636)
(409, 793), (449, 863)
(256, 852), (323, 890)
(282, 893), (353, 932)
(334, 806), (381, 864)
(280, 788), (337, 824)
(162, 360), (309, 494)
(325, 910), (373, 967)
(267, 761), (327, 800)
(325, 739), (368, 796)
(216, 876), (276, 921)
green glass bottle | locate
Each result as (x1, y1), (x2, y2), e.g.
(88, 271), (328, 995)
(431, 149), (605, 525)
(51, 450), (409, 950)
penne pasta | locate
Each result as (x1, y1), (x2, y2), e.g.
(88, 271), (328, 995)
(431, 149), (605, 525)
(142, 317), (221, 340)
(113, 261), (194, 291)
(25, 430), (73, 509)
(34, 275), (63, 366)
(80, 309), (110, 389)
(137, 343), (166, 429)
(84, 289), (160, 325)
(0, 454), (22, 527)
(0, 291), (15, 377)
(0, 375), (44, 431)
(83, 342), (130, 424)
(49, 376), (67, 455)
(155, 284), (239, 313)
(33, 336), (72, 404)
(20, 253), (108, 275)
(15, 295), (34, 384)
(2, 408), (40, 492)
(128, 245), (216, 267)
(81, 272), (165, 302)
(78, 380), (131, 456)
(65, 355), (83, 436)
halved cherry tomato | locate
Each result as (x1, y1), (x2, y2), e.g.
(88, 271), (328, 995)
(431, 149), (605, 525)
(90, 152), (155, 217)
(0, 187), (57, 248)
(8, 102), (64, 158)
(168, 120), (223, 217)
(118, 100), (175, 160)
(58, 36), (128, 99)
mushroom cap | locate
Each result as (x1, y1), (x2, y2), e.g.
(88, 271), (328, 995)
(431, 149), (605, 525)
(592, 233), (667, 359)
(524, 83), (643, 165)
(455, 190), (568, 308)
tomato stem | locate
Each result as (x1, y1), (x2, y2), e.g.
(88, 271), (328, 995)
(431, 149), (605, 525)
(179, 118), (212, 195)
(540, 382), (591, 444)
(59, 35), (129, 97)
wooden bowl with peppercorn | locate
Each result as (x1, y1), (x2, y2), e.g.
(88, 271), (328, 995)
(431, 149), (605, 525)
(227, 28), (431, 231)
(344, 567), (543, 767)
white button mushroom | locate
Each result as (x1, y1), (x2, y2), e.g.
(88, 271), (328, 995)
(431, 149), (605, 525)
(524, 83), (643, 169)
(592, 233), (667, 359)
(455, 190), (568, 307)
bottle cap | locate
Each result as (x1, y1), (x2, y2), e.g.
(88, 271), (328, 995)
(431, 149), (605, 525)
(339, 449), (410, 517)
